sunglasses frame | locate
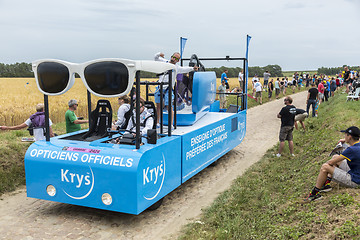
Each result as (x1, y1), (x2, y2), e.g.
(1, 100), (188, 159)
(32, 58), (176, 98)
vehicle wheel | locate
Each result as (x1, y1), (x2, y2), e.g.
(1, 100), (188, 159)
(147, 198), (164, 211)
(209, 160), (218, 167)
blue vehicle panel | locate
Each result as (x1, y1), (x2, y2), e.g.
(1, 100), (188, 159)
(181, 111), (246, 182)
(25, 136), (182, 215)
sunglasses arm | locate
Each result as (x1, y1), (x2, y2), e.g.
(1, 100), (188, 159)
(136, 61), (175, 74)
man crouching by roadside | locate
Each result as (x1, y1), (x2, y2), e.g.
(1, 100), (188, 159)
(305, 126), (360, 202)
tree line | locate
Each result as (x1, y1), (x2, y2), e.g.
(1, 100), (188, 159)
(0, 62), (33, 77)
(142, 64), (285, 78)
(317, 65), (360, 76)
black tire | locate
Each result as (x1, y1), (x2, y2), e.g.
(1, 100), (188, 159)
(209, 160), (218, 167)
(147, 198), (164, 211)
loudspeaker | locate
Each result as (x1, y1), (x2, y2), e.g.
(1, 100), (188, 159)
(147, 129), (157, 144)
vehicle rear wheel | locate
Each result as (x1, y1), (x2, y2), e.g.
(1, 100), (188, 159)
(147, 198), (164, 211)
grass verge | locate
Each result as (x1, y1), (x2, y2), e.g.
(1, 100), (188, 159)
(179, 92), (360, 239)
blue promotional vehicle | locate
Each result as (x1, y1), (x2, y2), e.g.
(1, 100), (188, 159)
(24, 52), (249, 215)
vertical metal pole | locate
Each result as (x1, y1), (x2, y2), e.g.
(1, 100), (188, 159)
(44, 94), (50, 141)
(180, 37), (183, 67)
(160, 83), (163, 134)
(87, 90), (92, 120)
(168, 70), (172, 136)
(135, 71), (141, 149)
(242, 59), (247, 110)
(146, 83), (149, 102)
(174, 82), (177, 129)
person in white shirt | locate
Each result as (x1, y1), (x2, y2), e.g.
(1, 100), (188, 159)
(238, 70), (244, 91)
(113, 95), (131, 130)
(254, 79), (263, 104)
(0, 103), (54, 141)
(252, 74), (259, 97)
(126, 99), (154, 136)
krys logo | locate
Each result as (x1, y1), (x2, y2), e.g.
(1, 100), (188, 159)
(61, 166), (94, 200)
(143, 153), (166, 201)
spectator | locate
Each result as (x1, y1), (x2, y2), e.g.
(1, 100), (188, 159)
(275, 78), (281, 99)
(344, 66), (351, 93)
(113, 95), (131, 130)
(306, 85), (319, 117)
(276, 96), (296, 157)
(221, 69), (230, 91)
(252, 74), (259, 97)
(292, 77), (297, 94)
(305, 126), (360, 202)
(263, 70), (271, 92)
(280, 78), (285, 95)
(218, 80), (228, 109)
(238, 69), (244, 92)
(268, 79), (274, 100)
(317, 81), (325, 104)
(298, 77), (303, 90)
(330, 77), (337, 97)
(294, 108), (308, 131)
(65, 99), (88, 133)
(336, 76), (341, 90)
(284, 77), (289, 91)
(324, 80), (330, 101)
(254, 79), (263, 104)
(0, 103), (54, 141)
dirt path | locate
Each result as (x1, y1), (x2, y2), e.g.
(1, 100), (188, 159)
(0, 91), (308, 240)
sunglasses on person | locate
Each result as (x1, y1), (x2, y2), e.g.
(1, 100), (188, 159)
(171, 55), (180, 61)
(32, 58), (175, 98)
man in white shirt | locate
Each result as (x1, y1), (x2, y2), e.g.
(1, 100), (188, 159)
(154, 52), (198, 128)
(254, 79), (263, 104)
(252, 74), (259, 97)
(0, 103), (54, 141)
(238, 70), (244, 91)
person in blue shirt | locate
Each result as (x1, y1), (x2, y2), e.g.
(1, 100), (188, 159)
(221, 70), (230, 91)
(306, 126), (360, 202)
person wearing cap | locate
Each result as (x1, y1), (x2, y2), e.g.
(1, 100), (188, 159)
(221, 69), (230, 91)
(0, 103), (54, 141)
(305, 126), (360, 202)
(65, 99), (89, 133)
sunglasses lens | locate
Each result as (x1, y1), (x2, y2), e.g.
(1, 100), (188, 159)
(37, 62), (70, 94)
(84, 62), (129, 96)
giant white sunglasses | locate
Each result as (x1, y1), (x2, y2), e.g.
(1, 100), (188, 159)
(32, 58), (175, 98)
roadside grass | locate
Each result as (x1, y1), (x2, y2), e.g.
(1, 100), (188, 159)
(179, 92), (360, 240)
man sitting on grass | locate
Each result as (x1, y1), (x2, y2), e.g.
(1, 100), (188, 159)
(305, 126), (360, 202)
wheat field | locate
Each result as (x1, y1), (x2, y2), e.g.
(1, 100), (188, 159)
(0, 77), (245, 126)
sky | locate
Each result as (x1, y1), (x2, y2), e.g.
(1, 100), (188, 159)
(0, 0), (359, 71)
